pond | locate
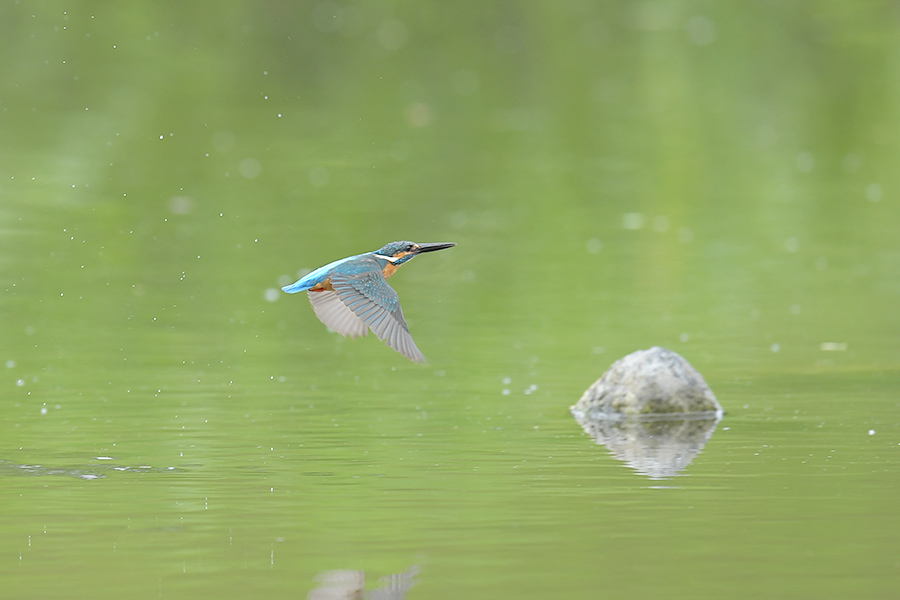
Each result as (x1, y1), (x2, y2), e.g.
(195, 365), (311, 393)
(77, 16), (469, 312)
(1, 2), (898, 598)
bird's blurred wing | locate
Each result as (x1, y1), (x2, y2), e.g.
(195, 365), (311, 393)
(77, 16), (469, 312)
(307, 290), (369, 338)
(331, 271), (426, 363)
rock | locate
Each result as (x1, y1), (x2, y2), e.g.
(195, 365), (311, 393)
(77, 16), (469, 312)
(571, 346), (722, 419)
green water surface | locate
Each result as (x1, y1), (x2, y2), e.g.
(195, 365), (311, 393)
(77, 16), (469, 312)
(1, 2), (899, 598)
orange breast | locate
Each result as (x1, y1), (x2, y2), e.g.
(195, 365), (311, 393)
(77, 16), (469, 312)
(382, 263), (400, 279)
(310, 278), (334, 291)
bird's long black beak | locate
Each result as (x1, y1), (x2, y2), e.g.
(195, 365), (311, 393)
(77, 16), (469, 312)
(415, 242), (456, 254)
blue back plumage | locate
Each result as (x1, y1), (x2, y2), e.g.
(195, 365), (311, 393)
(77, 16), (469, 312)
(281, 253), (386, 293)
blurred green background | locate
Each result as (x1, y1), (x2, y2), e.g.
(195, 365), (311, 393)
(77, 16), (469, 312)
(1, 1), (898, 598)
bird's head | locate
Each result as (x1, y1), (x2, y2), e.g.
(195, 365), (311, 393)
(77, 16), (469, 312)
(374, 240), (456, 266)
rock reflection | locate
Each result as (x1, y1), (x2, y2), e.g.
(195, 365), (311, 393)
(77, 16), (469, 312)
(572, 412), (722, 479)
(308, 565), (418, 600)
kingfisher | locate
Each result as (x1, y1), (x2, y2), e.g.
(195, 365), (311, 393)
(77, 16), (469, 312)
(282, 240), (456, 363)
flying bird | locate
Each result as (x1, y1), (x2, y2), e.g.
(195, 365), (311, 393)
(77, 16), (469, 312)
(282, 240), (456, 363)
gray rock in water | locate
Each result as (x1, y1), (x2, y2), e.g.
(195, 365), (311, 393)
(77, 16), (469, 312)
(571, 346), (722, 419)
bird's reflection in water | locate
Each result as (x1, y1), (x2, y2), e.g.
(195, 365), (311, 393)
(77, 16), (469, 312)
(307, 565), (418, 600)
